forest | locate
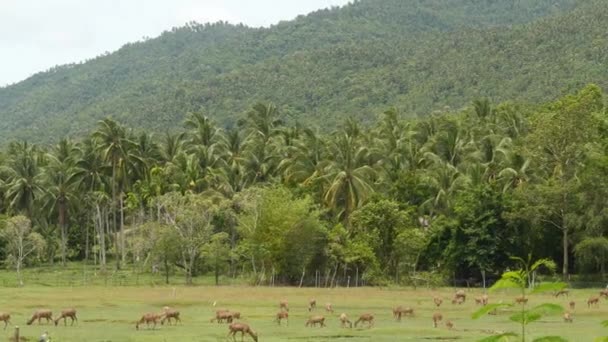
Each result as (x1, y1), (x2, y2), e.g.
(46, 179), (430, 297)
(3, 0), (608, 143)
(0, 84), (606, 287)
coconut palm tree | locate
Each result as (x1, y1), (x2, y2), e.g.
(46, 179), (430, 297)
(1, 141), (45, 217)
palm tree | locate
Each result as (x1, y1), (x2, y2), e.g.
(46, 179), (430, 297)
(93, 118), (135, 268)
(41, 138), (83, 266)
(321, 131), (377, 226)
(1, 142), (45, 217)
(159, 132), (185, 164)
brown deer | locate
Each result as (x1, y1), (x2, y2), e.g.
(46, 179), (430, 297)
(227, 322), (258, 342)
(27, 309), (53, 325)
(569, 301), (575, 310)
(211, 310), (234, 324)
(161, 309), (181, 325)
(445, 320), (454, 330)
(0, 313), (11, 330)
(554, 289), (569, 298)
(135, 313), (161, 330)
(54, 308), (77, 326)
(452, 297), (464, 305)
(433, 297), (443, 307)
(275, 311), (288, 326)
(393, 306), (413, 321)
(306, 315), (326, 327)
(325, 303), (334, 313)
(354, 313), (374, 328)
(279, 300), (289, 312)
(454, 290), (466, 303)
(600, 289), (608, 298)
(563, 312), (573, 323)
(475, 297), (483, 305)
(588, 296), (600, 308)
(515, 296), (528, 304)
(432, 312), (443, 328)
(231, 311), (241, 320)
(340, 313), (352, 328)
(481, 294), (489, 305)
(308, 299), (316, 311)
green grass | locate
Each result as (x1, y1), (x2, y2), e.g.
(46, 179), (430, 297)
(0, 285), (606, 341)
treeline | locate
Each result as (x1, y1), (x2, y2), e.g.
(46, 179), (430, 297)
(0, 84), (606, 286)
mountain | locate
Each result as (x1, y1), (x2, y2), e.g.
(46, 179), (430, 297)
(1, 0), (601, 143)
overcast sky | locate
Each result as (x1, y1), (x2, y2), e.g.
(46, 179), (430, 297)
(0, 0), (351, 87)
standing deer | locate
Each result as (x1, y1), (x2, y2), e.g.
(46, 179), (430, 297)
(600, 289), (608, 298)
(211, 310), (234, 324)
(308, 299), (316, 311)
(481, 294), (489, 305)
(54, 308), (77, 326)
(0, 313), (11, 329)
(433, 297), (443, 307)
(515, 296), (528, 304)
(275, 311), (288, 326)
(432, 312), (443, 328)
(454, 290), (466, 303)
(325, 303), (334, 313)
(279, 300), (289, 312)
(161, 309), (181, 325)
(588, 296), (600, 308)
(135, 313), (161, 330)
(354, 314), (374, 328)
(340, 313), (352, 328)
(446, 320), (454, 330)
(228, 322), (258, 342)
(569, 301), (575, 310)
(27, 310), (53, 325)
(563, 312), (573, 323)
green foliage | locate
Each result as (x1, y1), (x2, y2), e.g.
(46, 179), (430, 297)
(0, 0), (596, 143)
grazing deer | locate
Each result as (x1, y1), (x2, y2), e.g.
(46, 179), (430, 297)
(588, 296), (600, 308)
(275, 311), (288, 326)
(340, 313), (352, 328)
(554, 289), (569, 298)
(454, 290), (466, 303)
(432, 312), (443, 328)
(54, 308), (77, 326)
(446, 320), (454, 330)
(161, 309), (181, 325)
(135, 313), (161, 330)
(482, 294), (489, 305)
(393, 306), (413, 321)
(306, 315), (326, 327)
(308, 299), (316, 311)
(228, 322), (258, 342)
(600, 289), (608, 298)
(279, 300), (289, 312)
(433, 297), (443, 307)
(211, 310), (234, 324)
(452, 297), (464, 305)
(325, 303), (334, 313)
(563, 312), (573, 323)
(27, 309), (53, 325)
(354, 313), (374, 328)
(475, 297), (483, 305)
(515, 296), (528, 304)
(569, 301), (575, 310)
(0, 313), (11, 330)
(231, 311), (241, 320)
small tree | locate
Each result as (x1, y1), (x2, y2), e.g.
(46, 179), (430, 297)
(472, 255), (566, 342)
(0, 216), (46, 286)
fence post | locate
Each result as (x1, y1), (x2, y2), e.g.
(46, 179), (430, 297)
(14, 326), (19, 341)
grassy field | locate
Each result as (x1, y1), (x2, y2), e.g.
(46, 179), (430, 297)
(0, 286), (606, 342)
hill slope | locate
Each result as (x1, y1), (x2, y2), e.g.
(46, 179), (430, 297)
(1, 0), (599, 143)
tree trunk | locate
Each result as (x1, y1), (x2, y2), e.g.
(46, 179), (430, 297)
(164, 255), (170, 285)
(59, 199), (67, 266)
(481, 268), (486, 289)
(120, 194), (125, 264)
(112, 161), (120, 270)
(562, 227), (569, 280)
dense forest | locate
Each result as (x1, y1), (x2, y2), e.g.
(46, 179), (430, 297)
(5, 0), (608, 143)
(0, 84), (606, 286)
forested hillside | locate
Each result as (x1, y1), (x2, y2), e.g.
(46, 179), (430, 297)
(0, 0), (596, 143)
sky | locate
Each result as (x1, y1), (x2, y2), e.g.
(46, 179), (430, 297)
(0, 0), (351, 87)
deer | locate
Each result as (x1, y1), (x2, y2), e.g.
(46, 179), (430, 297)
(211, 310), (234, 324)
(600, 289), (608, 298)
(563, 312), (573, 323)
(475, 297), (483, 305)
(446, 320), (454, 330)
(432, 312), (443, 328)
(481, 294), (489, 305)
(54, 308), (77, 326)
(308, 299), (316, 311)
(325, 303), (334, 313)
(515, 296), (528, 304)
(433, 297), (443, 307)
(161, 308), (181, 325)
(135, 313), (161, 330)
(454, 290), (466, 303)
(588, 296), (600, 308)
(354, 313), (374, 328)
(340, 313), (352, 328)
(306, 316), (326, 327)
(228, 322), (258, 342)
(0, 313), (11, 330)
(569, 301), (575, 310)
(275, 311), (288, 326)
(452, 297), (464, 305)
(554, 289), (569, 298)
(27, 309), (53, 325)
(279, 300), (289, 312)
(393, 306), (413, 321)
